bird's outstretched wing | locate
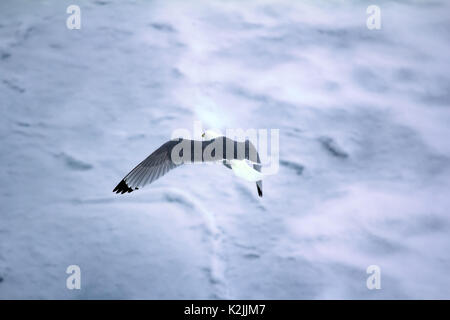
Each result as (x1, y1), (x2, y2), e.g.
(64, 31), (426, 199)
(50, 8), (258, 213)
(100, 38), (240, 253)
(113, 139), (182, 194)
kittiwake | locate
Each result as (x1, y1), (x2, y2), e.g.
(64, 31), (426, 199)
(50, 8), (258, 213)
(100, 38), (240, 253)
(113, 130), (263, 197)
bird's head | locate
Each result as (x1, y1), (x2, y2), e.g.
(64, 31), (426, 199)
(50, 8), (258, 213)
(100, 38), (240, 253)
(202, 130), (223, 140)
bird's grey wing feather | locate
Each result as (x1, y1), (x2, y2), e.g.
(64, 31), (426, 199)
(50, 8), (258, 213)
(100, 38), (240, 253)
(113, 139), (183, 194)
(222, 160), (232, 169)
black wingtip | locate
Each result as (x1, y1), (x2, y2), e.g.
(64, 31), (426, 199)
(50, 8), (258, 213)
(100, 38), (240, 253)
(113, 179), (137, 194)
(257, 184), (263, 197)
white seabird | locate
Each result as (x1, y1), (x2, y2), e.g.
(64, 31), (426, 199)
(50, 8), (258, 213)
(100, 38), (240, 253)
(113, 130), (263, 197)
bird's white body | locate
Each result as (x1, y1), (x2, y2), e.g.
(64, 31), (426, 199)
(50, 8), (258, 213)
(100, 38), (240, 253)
(202, 130), (263, 182)
(229, 159), (263, 182)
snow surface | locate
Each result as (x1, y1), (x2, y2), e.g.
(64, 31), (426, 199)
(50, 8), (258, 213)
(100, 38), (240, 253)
(1, 0), (450, 299)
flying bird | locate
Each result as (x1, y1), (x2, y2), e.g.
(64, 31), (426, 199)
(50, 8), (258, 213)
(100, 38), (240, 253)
(113, 130), (263, 197)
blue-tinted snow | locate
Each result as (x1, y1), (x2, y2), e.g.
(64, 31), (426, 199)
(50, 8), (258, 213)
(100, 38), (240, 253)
(1, 0), (450, 299)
